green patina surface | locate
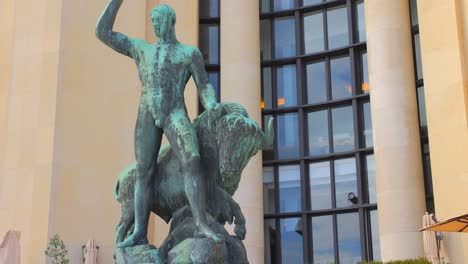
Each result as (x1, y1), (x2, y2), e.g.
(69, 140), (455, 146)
(96, 1), (274, 262)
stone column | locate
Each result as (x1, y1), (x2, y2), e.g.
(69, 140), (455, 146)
(364, 0), (426, 260)
(220, 0), (263, 263)
(0, 0), (63, 263)
(417, 1), (468, 262)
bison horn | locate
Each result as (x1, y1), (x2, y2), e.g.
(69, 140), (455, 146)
(262, 117), (274, 150)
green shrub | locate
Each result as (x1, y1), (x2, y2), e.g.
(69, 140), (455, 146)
(360, 258), (431, 264)
(44, 234), (70, 264)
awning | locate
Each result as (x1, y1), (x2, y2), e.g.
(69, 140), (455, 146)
(420, 213), (468, 233)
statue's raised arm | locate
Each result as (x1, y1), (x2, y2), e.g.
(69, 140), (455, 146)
(96, 0), (136, 58)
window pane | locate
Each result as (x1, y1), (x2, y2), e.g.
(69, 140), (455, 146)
(357, 1), (366, 42)
(366, 155), (376, 204)
(337, 213), (362, 263)
(199, 24), (219, 64)
(310, 161), (332, 210)
(277, 64), (297, 108)
(261, 0), (270, 13)
(331, 56), (352, 100)
(279, 165), (301, 213)
(274, 0), (294, 11)
(414, 34), (423, 80)
(332, 106), (354, 152)
(263, 114), (275, 160)
(312, 215), (335, 263)
(262, 67), (273, 109)
(263, 167), (275, 214)
(334, 158), (357, 208)
(264, 219), (277, 264)
(362, 102), (373, 147)
(370, 210), (381, 261)
(410, 0), (419, 26)
(361, 52), (369, 94)
(308, 110), (329, 156)
(327, 6), (349, 49)
(417, 86), (428, 136)
(199, 0), (219, 17)
(274, 17), (296, 58)
(261, 20), (272, 61)
(280, 218), (304, 263)
(208, 72), (220, 102)
(277, 113), (299, 159)
(307, 61), (327, 103)
(303, 0), (322, 6)
(304, 11), (324, 54)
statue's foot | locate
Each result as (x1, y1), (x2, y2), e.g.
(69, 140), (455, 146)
(194, 223), (223, 243)
(116, 232), (148, 248)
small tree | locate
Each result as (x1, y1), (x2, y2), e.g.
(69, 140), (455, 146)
(45, 234), (70, 264)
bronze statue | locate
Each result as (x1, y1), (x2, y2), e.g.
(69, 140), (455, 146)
(96, 0), (221, 247)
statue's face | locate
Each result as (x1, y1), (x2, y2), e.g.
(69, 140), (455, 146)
(151, 12), (165, 37)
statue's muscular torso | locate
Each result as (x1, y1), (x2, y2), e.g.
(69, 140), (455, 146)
(133, 41), (196, 127)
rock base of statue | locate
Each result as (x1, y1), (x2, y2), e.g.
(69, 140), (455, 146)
(115, 213), (249, 264)
(114, 244), (163, 264)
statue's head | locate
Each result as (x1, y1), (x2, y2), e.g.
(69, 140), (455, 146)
(150, 5), (176, 38)
(214, 103), (274, 195)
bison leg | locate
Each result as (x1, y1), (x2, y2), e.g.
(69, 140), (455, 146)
(215, 186), (247, 240)
(116, 203), (135, 243)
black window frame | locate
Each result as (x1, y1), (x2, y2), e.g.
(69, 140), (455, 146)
(261, 0), (379, 263)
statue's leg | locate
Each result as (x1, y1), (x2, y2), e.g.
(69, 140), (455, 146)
(165, 114), (221, 243)
(117, 105), (163, 248)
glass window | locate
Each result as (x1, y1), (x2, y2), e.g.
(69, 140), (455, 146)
(279, 165), (301, 213)
(361, 52), (369, 94)
(370, 210), (381, 261)
(337, 213), (362, 263)
(311, 215), (335, 264)
(199, 0), (219, 17)
(277, 64), (297, 108)
(264, 219), (277, 263)
(274, 17), (296, 58)
(335, 158), (357, 208)
(356, 1), (366, 42)
(262, 67), (273, 109)
(327, 6), (349, 49)
(277, 113), (299, 159)
(366, 155), (376, 204)
(208, 72), (220, 102)
(304, 11), (324, 54)
(310, 161), (332, 210)
(362, 102), (373, 147)
(414, 34), (423, 80)
(274, 0), (295, 11)
(331, 56), (352, 100)
(307, 61), (327, 103)
(263, 115), (275, 160)
(261, 20), (272, 61)
(199, 24), (219, 64)
(410, 0), (419, 26)
(280, 217), (304, 263)
(417, 87), (427, 131)
(261, 0), (270, 14)
(263, 167), (275, 214)
(303, 0), (322, 6)
(308, 110), (329, 156)
(332, 106), (354, 152)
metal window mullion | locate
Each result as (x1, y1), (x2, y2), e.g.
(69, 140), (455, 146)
(323, 6), (329, 51)
(333, 213), (339, 263)
(346, 0), (355, 44)
(300, 161), (310, 262)
(358, 207), (368, 261)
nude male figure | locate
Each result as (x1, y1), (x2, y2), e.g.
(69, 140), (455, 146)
(96, 0), (221, 247)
